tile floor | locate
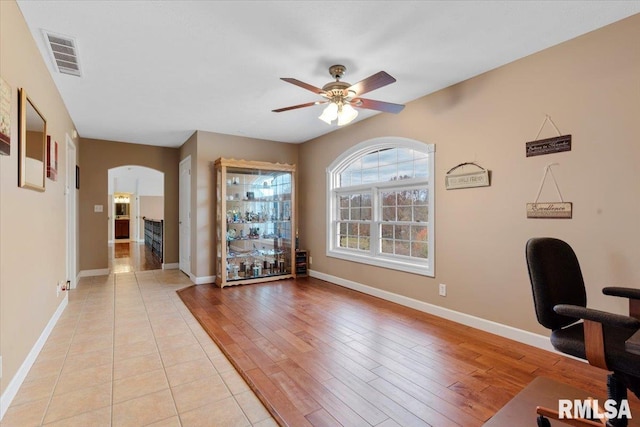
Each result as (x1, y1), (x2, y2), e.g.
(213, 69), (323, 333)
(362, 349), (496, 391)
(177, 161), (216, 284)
(2, 270), (277, 427)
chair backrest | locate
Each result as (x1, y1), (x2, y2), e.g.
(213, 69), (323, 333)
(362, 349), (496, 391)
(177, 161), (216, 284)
(525, 237), (587, 331)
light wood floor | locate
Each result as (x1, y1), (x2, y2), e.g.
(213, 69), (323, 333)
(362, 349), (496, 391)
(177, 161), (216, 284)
(178, 277), (640, 427)
(109, 241), (162, 273)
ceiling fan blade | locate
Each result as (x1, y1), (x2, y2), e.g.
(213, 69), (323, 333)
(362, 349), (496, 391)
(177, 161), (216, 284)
(280, 78), (326, 95)
(348, 71), (396, 96)
(352, 98), (405, 114)
(272, 101), (325, 113)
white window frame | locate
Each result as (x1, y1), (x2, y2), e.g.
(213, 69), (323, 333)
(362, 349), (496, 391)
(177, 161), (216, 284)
(326, 137), (435, 277)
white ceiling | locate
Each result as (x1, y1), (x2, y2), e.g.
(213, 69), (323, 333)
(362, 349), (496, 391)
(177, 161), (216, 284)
(16, 1), (640, 148)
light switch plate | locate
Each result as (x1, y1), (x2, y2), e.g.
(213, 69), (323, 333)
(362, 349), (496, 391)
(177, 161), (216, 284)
(94, 205), (103, 212)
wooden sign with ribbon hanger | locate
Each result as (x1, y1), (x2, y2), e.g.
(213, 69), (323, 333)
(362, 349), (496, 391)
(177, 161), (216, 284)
(526, 115), (571, 157)
(527, 163), (572, 218)
(445, 162), (491, 190)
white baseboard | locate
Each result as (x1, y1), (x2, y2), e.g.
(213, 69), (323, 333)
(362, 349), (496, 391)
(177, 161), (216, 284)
(78, 268), (110, 278)
(309, 269), (556, 354)
(162, 263), (179, 270)
(192, 275), (216, 285)
(0, 294), (68, 420)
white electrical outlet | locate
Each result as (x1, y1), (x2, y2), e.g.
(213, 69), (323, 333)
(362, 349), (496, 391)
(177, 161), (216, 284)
(56, 282), (60, 297)
(309, 256), (312, 265)
(439, 283), (447, 297)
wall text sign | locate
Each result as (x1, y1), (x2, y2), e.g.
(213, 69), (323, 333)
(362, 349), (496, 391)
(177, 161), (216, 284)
(445, 170), (490, 190)
(526, 202), (572, 219)
(526, 135), (572, 157)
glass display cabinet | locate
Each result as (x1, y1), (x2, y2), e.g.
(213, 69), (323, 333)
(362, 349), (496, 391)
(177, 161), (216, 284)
(215, 158), (296, 287)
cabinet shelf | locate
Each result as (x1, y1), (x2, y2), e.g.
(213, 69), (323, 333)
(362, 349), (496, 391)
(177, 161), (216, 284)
(215, 158), (296, 288)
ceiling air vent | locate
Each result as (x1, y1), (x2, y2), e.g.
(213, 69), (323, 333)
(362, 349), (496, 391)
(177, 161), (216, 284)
(43, 30), (82, 77)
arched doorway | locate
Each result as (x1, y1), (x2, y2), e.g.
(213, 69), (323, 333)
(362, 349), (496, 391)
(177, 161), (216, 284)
(108, 165), (164, 272)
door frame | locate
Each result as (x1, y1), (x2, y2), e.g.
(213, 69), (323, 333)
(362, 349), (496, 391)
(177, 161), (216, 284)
(179, 156), (191, 276)
(66, 134), (77, 289)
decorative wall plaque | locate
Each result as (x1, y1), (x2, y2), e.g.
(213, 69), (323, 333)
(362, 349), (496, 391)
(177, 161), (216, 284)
(445, 162), (491, 190)
(526, 134), (572, 157)
(527, 163), (572, 219)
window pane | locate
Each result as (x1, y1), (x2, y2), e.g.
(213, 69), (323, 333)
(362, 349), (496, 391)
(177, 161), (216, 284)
(397, 207), (412, 221)
(350, 208), (361, 220)
(381, 224), (393, 238)
(340, 172), (351, 187)
(379, 164), (396, 182)
(411, 242), (428, 259)
(347, 237), (358, 249)
(414, 158), (429, 178)
(340, 208), (349, 220)
(382, 207), (396, 221)
(397, 161), (414, 180)
(339, 196), (349, 208)
(360, 207), (372, 221)
(350, 171), (362, 186)
(411, 225), (428, 241)
(398, 190), (412, 206)
(359, 237), (370, 251)
(362, 168), (378, 183)
(395, 224), (410, 239)
(414, 205), (428, 222)
(397, 148), (413, 163)
(381, 191), (396, 207)
(395, 240), (410, 256)
(361, 151), (378, 168)
(339, 222), (347, 235)
(378, 148), (397, 166)
(351, 194), (361, 207)
(361, 194), (372, 207)
(381, 239), (394, 254)
(347, 223), (358, 235)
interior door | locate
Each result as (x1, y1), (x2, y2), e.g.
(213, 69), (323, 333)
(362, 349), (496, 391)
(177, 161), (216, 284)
(179, 156), (191, 275)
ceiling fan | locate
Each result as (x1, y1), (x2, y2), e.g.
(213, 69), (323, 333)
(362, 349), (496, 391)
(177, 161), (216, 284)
(273, 64), (405, 126)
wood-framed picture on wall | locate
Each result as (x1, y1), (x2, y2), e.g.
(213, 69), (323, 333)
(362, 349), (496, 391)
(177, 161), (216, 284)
(46, 136), (58, 181)
(75, 165), (80, 189)
(0, 76), (11, 156)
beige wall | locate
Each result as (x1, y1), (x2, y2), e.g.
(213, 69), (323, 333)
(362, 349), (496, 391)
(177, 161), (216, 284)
(0, 0), (79, 397)
(299, 14), (640, 335)
(79, 138), (179, 270)
(180, 130), (298, 280)
(140, 196), (164, 221)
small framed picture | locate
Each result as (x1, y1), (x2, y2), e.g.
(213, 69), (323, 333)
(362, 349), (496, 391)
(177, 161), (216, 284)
(246, 191), (254, 200)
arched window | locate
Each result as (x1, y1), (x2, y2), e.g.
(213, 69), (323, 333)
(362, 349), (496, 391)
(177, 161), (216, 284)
(326, 137), (435, 276)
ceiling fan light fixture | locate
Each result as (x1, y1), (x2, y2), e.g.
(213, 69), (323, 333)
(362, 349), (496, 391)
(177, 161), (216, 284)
(319, 102), (338, 124)
(337, 103), (358, 126)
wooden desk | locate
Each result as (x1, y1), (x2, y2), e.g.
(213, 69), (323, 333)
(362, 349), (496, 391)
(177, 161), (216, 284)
(627, 329), (640, 355)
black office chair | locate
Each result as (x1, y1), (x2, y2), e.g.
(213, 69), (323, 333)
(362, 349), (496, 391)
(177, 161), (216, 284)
(526, 237), (640, 427)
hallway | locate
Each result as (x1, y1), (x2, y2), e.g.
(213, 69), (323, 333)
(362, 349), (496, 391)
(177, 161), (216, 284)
(2, 270), (276, 426)
(109, 241), (162, 273)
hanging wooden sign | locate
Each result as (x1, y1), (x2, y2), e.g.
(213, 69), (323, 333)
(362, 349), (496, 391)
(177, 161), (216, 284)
(526, 202), (573, 219)
(445, 162), (491, 190)
(527, 163), (572, 219)
(526, 134), (572, 157)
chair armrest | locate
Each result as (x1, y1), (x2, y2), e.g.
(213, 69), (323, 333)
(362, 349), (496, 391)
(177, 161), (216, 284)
(553, 304), (640, 329)
(602, 287), (640, 320)
(602, 287), (640, 300)
(554, 304), (640, 370)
